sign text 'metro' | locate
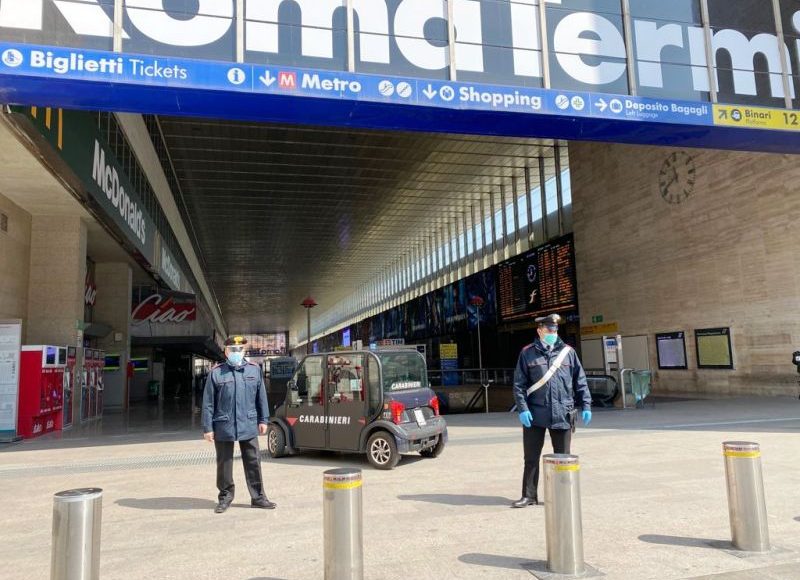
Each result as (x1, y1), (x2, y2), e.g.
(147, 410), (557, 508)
(2, 1), (800, 107)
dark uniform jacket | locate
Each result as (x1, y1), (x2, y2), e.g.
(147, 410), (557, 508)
(202, 361), (269, 441)
(512, 338), (591, 429)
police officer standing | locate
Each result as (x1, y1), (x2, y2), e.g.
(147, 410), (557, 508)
(511, 314), (592, 508)
(202, 336), (276, 513)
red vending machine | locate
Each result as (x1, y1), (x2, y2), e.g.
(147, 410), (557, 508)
(95, 350), (105, 418)
(18, 346), (66, 438)
(81, 348), (92, 422)
(63, 346), (77, 430)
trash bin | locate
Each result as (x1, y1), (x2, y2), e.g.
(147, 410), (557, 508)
(147, 380), (160, 401)
(630, 371), (652, 408)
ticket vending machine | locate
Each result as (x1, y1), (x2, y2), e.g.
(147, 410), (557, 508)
(78, 348), (89, 423)
(63, 346), (77, 430)
(88, 349), (98, 419)
(18, 345), (66, 438)
(95, 350), (105, 418)
(81, 348), (92, 422)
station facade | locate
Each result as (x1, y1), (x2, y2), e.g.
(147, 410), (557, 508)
(0, 0), (799, 438)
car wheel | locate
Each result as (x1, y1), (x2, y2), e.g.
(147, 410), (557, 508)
(366, 431), (400, 470)
(419, 435), (445, 458)
(266, 424), (287, 458)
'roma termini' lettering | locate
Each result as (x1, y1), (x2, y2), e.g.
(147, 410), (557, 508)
(0, 0), (797, 98)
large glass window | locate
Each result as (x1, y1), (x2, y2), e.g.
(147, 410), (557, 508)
(327, 354), (365, 403)
(377, 352), (428, 392)
(290, 356), (325, 406)
(707, 0), (786, 108)
(367, 355), (382, 415)
(546, 0), (629, 94)
(517, 192), (529, 231)
(494, 209), (504, 241)
(630, 0), (709, 101)
(505, 199), (516, 239)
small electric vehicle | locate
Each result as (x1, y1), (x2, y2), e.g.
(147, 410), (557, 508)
(266, 349), (447, 469)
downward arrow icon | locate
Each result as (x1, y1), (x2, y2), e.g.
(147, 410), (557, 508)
(596, 98), (608, 112)
(259, 71), (276, 87)
(423, 84), (437, 100)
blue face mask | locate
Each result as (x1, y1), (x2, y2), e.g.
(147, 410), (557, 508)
(227, 352), (244, 367)
(542, 334), (558, 346)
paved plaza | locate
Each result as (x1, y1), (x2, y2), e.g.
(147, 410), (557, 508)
(1, 396), (799, 579)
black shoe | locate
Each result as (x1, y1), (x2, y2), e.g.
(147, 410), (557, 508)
(214, 501), (231, 514)
(511, 497), (538, 508)
(251, 497), (277, 510)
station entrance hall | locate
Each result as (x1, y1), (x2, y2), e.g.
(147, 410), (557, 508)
(0, 1), (799, 579)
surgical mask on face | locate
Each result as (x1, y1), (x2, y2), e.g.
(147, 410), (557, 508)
(542, 333), (558, 346)
(227, 351), (244, 367)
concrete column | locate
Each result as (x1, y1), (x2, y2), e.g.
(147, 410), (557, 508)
(93, 262), (132, 411)
(26, 216), (86, 346)
(0, 193), (32, 326)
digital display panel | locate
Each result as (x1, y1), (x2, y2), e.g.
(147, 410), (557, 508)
(130, 358), (150, 372)
(497, 235), (577, 322)
(342, 328), (351, 348)
(104, 354), (121, 371)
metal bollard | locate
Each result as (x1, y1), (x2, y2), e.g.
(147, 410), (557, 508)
(723, 441), (770, 552)
(51, 488), (103, 580)
(323, 469), (363, 580)
(543, 454), (585, 576)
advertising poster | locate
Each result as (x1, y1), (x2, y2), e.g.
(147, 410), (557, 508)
(242, 333), (288, 357)
(656, 332), (688, 370)
(412, 296), (429, 340)
(440, 342), (459, 386)
(696, 327), (734, 369)
(443, 279), (468, 334)
(466, 270), (498, 329)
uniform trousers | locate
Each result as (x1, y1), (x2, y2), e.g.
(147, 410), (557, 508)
(521, 426), (572, 499)
(215, 437), (266, 503)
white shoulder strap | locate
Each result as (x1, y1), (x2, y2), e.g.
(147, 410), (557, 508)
(526, 345), (572, 397)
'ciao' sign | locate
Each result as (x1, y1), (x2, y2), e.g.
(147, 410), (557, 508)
(131, 291), (196, 325)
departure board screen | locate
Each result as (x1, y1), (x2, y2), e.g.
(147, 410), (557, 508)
(497, 235), (577, 322)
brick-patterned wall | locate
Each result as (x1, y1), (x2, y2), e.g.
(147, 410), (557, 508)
(570, 142), (800, 396)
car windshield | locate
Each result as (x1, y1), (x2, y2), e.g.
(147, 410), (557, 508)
(377, 352), (428, 392)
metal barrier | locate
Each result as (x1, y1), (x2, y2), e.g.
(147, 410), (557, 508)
(585, 375), (618, 408)
(723, 442), (770, 552)
(51, 488), (103, 580)
(543, 454), (584, 575)
(428, 368), (514, 388)
(323, 468), (364, 580)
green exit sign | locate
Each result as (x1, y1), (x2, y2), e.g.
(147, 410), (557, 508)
(591, 315), (604, 324)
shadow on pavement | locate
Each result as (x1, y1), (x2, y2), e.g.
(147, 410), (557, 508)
(458, 553), (538, 570)
(116, 497), (217, 510)
(265, 451), (424, 470)
(639, 534), (731, 550)
(398, 494), (511, 506)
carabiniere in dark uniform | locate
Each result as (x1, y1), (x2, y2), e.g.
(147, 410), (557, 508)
(202, 335), (276, 513)
(511, 314), (592, 508)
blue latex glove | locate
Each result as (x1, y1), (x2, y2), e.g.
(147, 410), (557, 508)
(518, 410), (533, 428)
(582, 410), (592, 426)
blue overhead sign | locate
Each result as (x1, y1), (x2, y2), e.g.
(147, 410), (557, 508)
(0, 42), (715, 126)
(0, 42), (798, 153)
